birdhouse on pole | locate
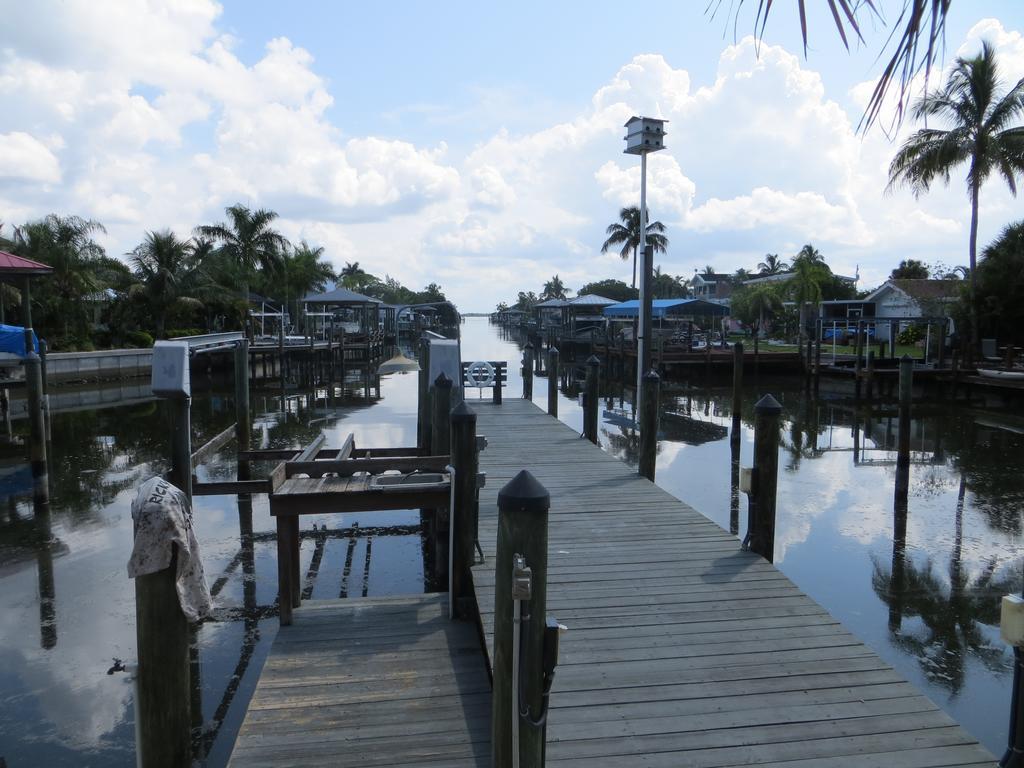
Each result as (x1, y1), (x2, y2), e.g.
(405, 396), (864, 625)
(623, 116), (667, 155)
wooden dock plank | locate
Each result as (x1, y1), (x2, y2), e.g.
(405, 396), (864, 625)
(470, 398), (994, 766)
(228, 593), (490, 767)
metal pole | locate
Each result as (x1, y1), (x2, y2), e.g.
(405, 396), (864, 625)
(638, 370), (660, 481)
(636, 151), (649, 416)
(583, 355), (600, 444)
(492, 471), (550, 768)
(743, 394), (782, 562)
(547, 348), (559, 418)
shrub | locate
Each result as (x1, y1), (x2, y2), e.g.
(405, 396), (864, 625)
(126, 330), (154, 348)
(897, 325), (924, 345)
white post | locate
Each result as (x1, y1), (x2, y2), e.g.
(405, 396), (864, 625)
(636, 151), (649, 415)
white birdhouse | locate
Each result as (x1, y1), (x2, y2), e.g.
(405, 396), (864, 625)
(623, 116), (667, 155)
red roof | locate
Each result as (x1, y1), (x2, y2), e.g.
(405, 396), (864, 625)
(0, 251), (54, 275)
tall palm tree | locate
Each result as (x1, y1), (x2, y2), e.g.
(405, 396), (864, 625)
(601, 206), (669, 290)
(757, 253), (788, 275)
(12, 214), (107, 338)
(128, 230), (201, 339)
(788, 253), (830, 342)
(541, 275), (568, 301)
(195, 204), (289, 309)
(277, 241), (337, 325)
(888, 41), (1024, 354)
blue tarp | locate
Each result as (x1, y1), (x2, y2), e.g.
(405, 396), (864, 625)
(604, 299), (730, 319)
(0, 324), (39, 356)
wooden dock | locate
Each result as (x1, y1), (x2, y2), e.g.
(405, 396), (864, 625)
(227, 396), (996, 767)
(229, 593), (491, 767)
(471, 398), (995, 767)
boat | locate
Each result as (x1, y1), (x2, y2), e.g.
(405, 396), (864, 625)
(977, 368), (1024, 381)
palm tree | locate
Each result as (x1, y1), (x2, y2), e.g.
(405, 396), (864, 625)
(788, 253), (830, 342)
(277, 241), (337, 325)
(541, 275), (568, 301)
(887, 41), (1024, 355)
(195, 204), (289, 309)
(757, 253), (788, 275)
(601, 206), (669, 290)
(129, 231), (201, 339)
(12, 214), (107, 339)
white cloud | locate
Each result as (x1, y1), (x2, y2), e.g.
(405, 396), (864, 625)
(0, 131), (61, 182)
(0, 3), (1020, 310)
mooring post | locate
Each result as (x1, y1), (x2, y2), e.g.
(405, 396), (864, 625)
(492, 470), (550, 768)
(21, 278), (48, 506)
(804, 336), (813, 387)
(853, 322), (864, 399)
(450, 402), (478, 619)
(234, 339), (251, 481)
(583, 355), (600, 445)
(865, 350), (876, 401)
(134, 546), (191, 768)
(638, 370), (660, 481)
(546, 347), (559, 417)
(814, 336), (822, 395)
(743, 394), (782, 562)
(523, 343), (534, 401)
(170, 397), (193, 503)
(431, 372), (453, 457)
(417, 337), (432, 452)
(731, 342), (743, 446)
(895, 355), (913, 507)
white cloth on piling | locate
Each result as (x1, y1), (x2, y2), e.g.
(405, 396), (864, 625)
(127, 476), (213, 622)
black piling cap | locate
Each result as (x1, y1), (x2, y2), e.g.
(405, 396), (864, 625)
(549, 347), (559, 357)
(525, 342), (534, 350)
(434, 371), (453, 388)
(586, 355), (601, 366)
(754, 393), (783, 414)
(642, 369), (661, 383)
(451, 400), (477, 423)
(498, 470), (550, 514)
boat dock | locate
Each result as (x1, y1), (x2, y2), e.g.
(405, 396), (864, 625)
(228, 397), (995, 766)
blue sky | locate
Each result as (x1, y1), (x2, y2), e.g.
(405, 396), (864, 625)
(1, 1), (1022, 310)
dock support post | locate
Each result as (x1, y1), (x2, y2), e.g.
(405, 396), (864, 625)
(417, 337), (432, 452)
(743, 394), (782, 562)
(895, 355), (913, 508)
(731, 342), (743, 446)
(234, 339), (251, 479)
(547, 348), (559, 417)
(431, 373), (453, 457)
(134, 545), (191, 768)
(450, 402), (478, 619)
(22, 278), (48, 506)
(492, 471), (550, 768)
(865, 350), (876, 401)
(854, 322), (864, 400)
(523, 343), (534, 401)
(814, 336), (822, 395)
(583, 355), (600, 445)
(170, 396), (192, 504)
(638, 370), (660, 481)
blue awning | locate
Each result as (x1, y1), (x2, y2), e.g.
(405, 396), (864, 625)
(603, 299), (729, 318)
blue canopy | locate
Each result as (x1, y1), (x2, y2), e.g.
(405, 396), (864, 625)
(603, 299), (729, 319)
(0, 324), (39, 356)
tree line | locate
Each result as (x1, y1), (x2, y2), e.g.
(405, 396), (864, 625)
(0, 205), (446, 350)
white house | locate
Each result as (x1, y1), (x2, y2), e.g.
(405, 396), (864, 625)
(864, 279), (962, 321)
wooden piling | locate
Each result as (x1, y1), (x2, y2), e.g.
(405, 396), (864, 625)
(866, 350), (876, 401)
(814, 337), (822, 395)
(731, 342), (743, 445)
(895, 355), (913, 507)
(169, 396), (192, 503)
(450, 402), (478, 619)
(853, 321), (864, 399)
(743, 394), (782, 562)
(21, 278), (48, 506)
(492, 470), (550, 768)
(638, 370), (660, 481)
(431, 372), (453, 457)
(417, 337), (432, 451)
(546, 348), (559, 418)
(523, 343), (534, 401)
(583, 355), (600, 445)
(134, 545), (191, 768)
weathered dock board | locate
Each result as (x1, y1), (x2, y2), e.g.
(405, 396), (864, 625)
(229, 593), (491, 767)
(471, 398), (995, 767)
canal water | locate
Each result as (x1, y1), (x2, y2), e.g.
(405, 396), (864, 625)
(0, 317), (1019, 764)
